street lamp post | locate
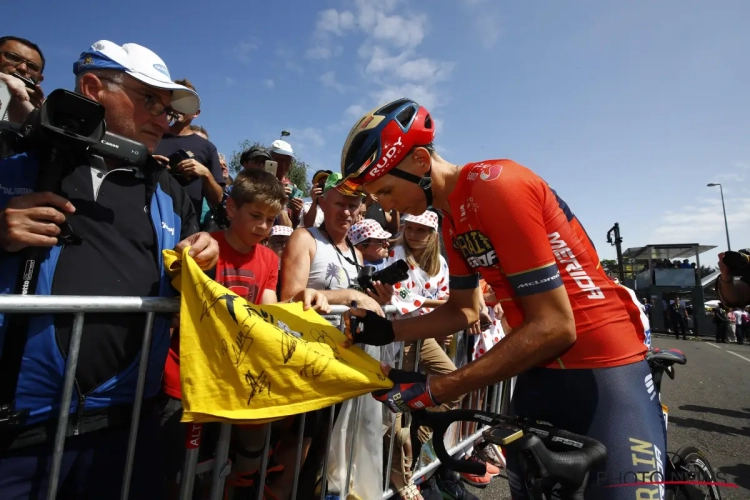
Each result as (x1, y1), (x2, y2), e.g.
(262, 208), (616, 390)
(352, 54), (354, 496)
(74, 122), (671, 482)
(707, 183), (731, 251)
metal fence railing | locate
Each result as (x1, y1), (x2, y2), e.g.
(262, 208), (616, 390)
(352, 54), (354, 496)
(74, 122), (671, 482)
(0, 296), (510, 500)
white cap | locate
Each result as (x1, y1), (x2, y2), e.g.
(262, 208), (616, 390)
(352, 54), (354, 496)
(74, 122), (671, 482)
(403, 211), (439, 231)
(348, 219), (392, 246)
(269, 139), (295, 159)
(271, 225), (293, 237)
(73, 40), (200, 115)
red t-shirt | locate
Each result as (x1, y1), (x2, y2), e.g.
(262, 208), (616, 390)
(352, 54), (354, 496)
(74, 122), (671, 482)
(442, 160), (648, 370)
(162, 231), (279, 399)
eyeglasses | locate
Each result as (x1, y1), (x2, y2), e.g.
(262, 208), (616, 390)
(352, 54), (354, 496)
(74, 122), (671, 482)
(363, 239), (389, 247)
(0, 51), (42, 80)
(99, 77), (180, 121)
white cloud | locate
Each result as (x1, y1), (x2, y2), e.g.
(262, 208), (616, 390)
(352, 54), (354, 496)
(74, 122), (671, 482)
(306, 46), (332, 59)
(320, 71), (347, 93)
(316, 9), (356, 36)
(459, 0), (502, 49)
(372, 12), (428, 48)
(285, 61), (304, 74)
(370, 83), (439, 111)
(264, 79), (275, 89)
(234, 41), (258, 63)
(394, 57), (455, 81)
(225, 77), (235, 86)
(345, 104), (366, 118)
(290, 127), (326, 148)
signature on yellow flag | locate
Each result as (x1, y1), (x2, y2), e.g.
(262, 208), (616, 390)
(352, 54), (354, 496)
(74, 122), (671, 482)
(163, 248), (392, 424)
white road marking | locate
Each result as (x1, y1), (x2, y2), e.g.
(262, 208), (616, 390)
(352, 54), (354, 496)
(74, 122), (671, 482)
(726, 350), (750, 363)
(705, 342), (722, 349)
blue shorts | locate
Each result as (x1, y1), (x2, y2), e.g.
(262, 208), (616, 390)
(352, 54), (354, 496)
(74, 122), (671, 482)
(507, 360), (667, 500)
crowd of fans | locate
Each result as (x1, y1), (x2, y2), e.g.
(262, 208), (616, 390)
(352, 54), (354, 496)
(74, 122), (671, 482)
(0, 37), (508, 500)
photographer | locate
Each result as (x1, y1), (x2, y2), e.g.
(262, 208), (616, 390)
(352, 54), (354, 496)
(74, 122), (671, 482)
(0, 40), (218, 498)
(0, 36), (46, 158)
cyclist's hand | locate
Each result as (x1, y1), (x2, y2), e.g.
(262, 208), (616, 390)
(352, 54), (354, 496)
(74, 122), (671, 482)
(372, 363), (440, 413)
(343, 302), (395, 347)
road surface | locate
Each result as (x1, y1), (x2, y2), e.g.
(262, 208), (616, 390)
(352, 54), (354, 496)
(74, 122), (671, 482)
(468, 336), (750, 499)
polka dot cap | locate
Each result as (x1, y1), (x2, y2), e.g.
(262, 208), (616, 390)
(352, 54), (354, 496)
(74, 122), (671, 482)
(347, 219), (392, 246)
(271, 225), (293, 237)
(402, 211), (439, 231)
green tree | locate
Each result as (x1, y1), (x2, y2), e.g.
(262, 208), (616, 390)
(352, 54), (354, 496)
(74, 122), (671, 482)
(229, 139), (311, 196)
(699, 264), (717, 278)
(600, 259), (619, 276)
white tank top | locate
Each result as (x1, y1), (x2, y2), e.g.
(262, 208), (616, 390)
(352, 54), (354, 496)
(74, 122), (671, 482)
(307, 227), (361, 290)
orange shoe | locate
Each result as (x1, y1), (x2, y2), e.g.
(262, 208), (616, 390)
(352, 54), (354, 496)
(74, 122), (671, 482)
(469, 454), (501, 477)
(458, 469), (492, 488)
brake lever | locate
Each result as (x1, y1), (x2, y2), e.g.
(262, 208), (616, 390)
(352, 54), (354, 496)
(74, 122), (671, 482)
(409, 410), (425, 472)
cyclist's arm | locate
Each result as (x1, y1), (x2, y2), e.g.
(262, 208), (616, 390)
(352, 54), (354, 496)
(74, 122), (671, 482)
(428, 166), (576, 403)
(392, 286), (482, 342)
(430, 287), (575, 403)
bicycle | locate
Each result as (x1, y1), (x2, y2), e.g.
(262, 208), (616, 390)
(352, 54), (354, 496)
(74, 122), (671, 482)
(647, 347), (723, 500)
(410, 348), (723, 500)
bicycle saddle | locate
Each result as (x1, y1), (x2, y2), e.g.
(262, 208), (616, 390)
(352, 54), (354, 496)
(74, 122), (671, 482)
(509, 433), (607, 494)
(646, 347), (686, 366)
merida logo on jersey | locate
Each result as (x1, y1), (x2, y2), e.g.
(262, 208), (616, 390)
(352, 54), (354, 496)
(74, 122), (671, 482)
(548, 232), (604, 300)
(161, 221), (175, 236)
(370, 136), (404, 177)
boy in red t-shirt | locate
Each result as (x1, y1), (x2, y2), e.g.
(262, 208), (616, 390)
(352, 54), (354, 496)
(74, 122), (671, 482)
(160, 168), (329, 498)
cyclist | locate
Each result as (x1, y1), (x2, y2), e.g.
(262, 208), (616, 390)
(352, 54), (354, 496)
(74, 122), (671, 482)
(338, 98), (666, 499)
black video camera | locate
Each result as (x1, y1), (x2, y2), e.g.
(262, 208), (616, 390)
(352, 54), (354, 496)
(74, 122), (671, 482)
(356, 259), (409, 293)
(0, 88), (147, 169)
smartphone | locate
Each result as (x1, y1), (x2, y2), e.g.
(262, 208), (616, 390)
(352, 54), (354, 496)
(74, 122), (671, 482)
(168, 149), (191, 170)
(12, 73), (36, 89)
(264, 160), (278, 176)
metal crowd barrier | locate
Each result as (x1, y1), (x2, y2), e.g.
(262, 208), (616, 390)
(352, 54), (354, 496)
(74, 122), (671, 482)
(0, 296), (510, 500)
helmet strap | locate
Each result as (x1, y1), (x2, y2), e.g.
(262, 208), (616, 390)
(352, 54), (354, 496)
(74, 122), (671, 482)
(388, 168), (433, 207)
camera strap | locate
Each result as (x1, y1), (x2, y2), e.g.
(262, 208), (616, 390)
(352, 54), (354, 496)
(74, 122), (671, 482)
(0, 151), (69, 429)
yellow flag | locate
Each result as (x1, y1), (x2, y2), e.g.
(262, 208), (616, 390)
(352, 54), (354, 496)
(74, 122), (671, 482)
(163, 248), (392, 424)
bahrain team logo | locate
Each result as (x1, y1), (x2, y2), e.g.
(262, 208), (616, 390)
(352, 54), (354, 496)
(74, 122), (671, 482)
(479, 164), (503, 181)
(467, 163), (503, 182)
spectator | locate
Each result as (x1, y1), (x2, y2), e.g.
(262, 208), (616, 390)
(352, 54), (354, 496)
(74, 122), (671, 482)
(160, 168), (327, 499)
(268, 140), (304, 228)
(363, 192), (400, 234)
(240, 146), (273, 171)
(0, 39), (218, 499)
(301, 169), (331, 228)
(281, 173), (390, 319)
(0, 36), (46, 156)
(189, 123), (209, 139)
(347, 218), (391, 270)
(153, 78), (225, 219)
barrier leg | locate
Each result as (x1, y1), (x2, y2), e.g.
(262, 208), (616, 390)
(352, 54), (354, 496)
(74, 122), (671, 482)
(121, 311), (155, 500)
(209, 423), (232, 500)
(318, 406), (336, 500)
(47, 312), (85, 500)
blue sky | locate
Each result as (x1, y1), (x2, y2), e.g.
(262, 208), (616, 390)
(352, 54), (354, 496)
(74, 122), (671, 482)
(8, 0), (750, 267)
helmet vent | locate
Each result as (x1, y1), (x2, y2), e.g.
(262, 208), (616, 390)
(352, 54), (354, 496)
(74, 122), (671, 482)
(378, 98), (409, 116)
(396, 107), (416, 127)
(424, 114), (433, 129)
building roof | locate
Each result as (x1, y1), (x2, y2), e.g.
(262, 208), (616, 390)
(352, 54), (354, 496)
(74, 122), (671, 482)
(621, 244), (717, 261)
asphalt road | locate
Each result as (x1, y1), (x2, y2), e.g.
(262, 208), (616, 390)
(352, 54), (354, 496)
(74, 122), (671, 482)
(467, 336), (750, 499)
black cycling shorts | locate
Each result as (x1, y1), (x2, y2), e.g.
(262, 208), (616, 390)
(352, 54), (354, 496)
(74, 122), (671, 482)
(506, 360), (667, 500)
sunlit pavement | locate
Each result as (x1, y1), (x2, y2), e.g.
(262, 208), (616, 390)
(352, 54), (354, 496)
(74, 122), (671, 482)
(470, 336), (750, 499)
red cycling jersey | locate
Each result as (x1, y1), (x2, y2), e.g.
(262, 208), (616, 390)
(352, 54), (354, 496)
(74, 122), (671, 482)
(443, 159), (647, 369)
